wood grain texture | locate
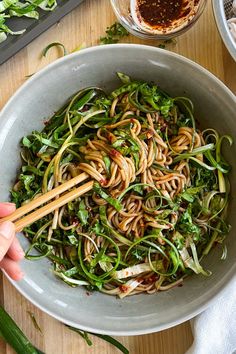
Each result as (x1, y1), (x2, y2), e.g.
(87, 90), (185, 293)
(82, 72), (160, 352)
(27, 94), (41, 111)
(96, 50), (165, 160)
(0, 0), (235, 353)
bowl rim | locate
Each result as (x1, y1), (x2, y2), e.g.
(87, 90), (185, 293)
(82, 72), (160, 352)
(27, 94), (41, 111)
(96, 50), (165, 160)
(5, 270), (236, 336)
(1, 44), (235, 119)
(1, 44), (236, 336)
(212, 0), (236, 62)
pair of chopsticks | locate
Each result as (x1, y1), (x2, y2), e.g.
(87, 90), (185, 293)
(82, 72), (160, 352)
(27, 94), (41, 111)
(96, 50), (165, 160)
(0, 172), (93, 232)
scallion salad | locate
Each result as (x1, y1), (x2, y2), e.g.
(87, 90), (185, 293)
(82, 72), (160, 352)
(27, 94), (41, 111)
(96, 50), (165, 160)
(12, 73), (232, 298)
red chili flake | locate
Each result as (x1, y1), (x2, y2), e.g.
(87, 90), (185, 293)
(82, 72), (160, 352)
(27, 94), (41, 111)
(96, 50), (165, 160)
(137, 0), (185, 28)
(107, 132), (115, 144)
(130, 118), (135, 123)
(121, 181), (126, 190)
(119, 285), (128, 293)
(182, 8), (191, 17)
(100, 178), (108, 186)
(144, 275), (158, 284)
(86, 291), (91, 296)
(43, 120), (49, 126)
(136, 277), (144, 283)
(146, 129), (154, 139)
(109, 149), (121, 157)
(70, 216), (79, 224)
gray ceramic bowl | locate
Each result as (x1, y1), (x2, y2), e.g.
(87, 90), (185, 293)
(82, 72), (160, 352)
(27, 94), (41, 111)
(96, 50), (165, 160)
(213, 0), (236, 61)
(0, 44), (235, 335)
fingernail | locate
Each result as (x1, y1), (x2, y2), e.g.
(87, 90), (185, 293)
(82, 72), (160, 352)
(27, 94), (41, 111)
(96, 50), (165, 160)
(18, 271), (24, 278)
(18, 250), (25, 258)
(12, 271), (24, 281)
(14, 241), (25, 256)
(1, 202), (15, 207)
(0, 221), (14, 239)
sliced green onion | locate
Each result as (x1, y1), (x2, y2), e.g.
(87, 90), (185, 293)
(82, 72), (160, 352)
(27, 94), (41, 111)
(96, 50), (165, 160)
(190, 242), (211, 276)
(111, 83), (140, 98)
(221, 244), (227, 260)
(77, 200), (89, 226)
(93, 334), (129, 354)
(27, 311), (43, 334)
(93, 182), (122, 211)
(173, 143), (215, 162)
(66, 326), (92, 346)
(54, 271), (89, 286)
(25, 243), (53, 260)
(67, 325), (129, 354)
(117, 72), (131, 84)
(42, 42), (68, 57)
(78, 231), (121, 282)
(103, 156), (111, 176)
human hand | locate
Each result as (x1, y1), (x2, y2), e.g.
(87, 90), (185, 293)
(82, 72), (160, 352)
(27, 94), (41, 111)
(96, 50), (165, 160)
(0, 203), (24, 280)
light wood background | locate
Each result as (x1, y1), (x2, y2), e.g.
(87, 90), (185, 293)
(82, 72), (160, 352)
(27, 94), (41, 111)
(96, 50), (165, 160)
(0, 1), (235, 353)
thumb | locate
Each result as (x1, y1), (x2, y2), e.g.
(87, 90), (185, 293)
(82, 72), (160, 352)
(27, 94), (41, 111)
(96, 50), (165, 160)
(0, 221), (15, 262)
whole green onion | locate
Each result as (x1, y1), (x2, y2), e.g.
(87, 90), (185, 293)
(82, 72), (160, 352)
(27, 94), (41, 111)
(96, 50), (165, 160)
(0, 306), (42, 354)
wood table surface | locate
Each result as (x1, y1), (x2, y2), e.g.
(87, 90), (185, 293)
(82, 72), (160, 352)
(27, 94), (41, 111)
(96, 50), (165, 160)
(0, 1), (235, 353)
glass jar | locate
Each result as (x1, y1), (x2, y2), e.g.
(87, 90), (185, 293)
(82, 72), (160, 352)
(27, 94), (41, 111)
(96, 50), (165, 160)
(110, 0), (207, 40)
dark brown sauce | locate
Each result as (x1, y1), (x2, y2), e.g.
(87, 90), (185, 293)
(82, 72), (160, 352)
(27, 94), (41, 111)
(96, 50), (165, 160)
(137, 0), (194, 29)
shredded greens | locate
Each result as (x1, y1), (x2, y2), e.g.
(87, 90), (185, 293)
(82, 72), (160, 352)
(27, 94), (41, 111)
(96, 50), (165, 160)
(99, 22), (129, 44)
(158, 38), (177, 49)
(12, 73), (232, 298)
(0, 0), (58, 43)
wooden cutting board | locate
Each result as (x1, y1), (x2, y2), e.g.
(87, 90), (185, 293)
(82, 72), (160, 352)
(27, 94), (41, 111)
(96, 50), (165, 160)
(0, 0), (235, 353)
(0, 0), (85, 65)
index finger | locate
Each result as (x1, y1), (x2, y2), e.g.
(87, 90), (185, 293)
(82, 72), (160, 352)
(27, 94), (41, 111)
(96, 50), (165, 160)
(0, 203), (16, 218)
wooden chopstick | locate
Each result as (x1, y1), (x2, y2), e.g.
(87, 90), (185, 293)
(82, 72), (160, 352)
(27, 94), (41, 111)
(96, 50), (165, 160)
(1, 172), (89, 224)
(0, 172), (93, 232)
(14, 180), (93, 232)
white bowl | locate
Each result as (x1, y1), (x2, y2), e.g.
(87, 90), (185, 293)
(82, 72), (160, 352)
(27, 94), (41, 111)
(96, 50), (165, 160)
(0, 44), (235, 335)
(213, 0), (236, 61)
